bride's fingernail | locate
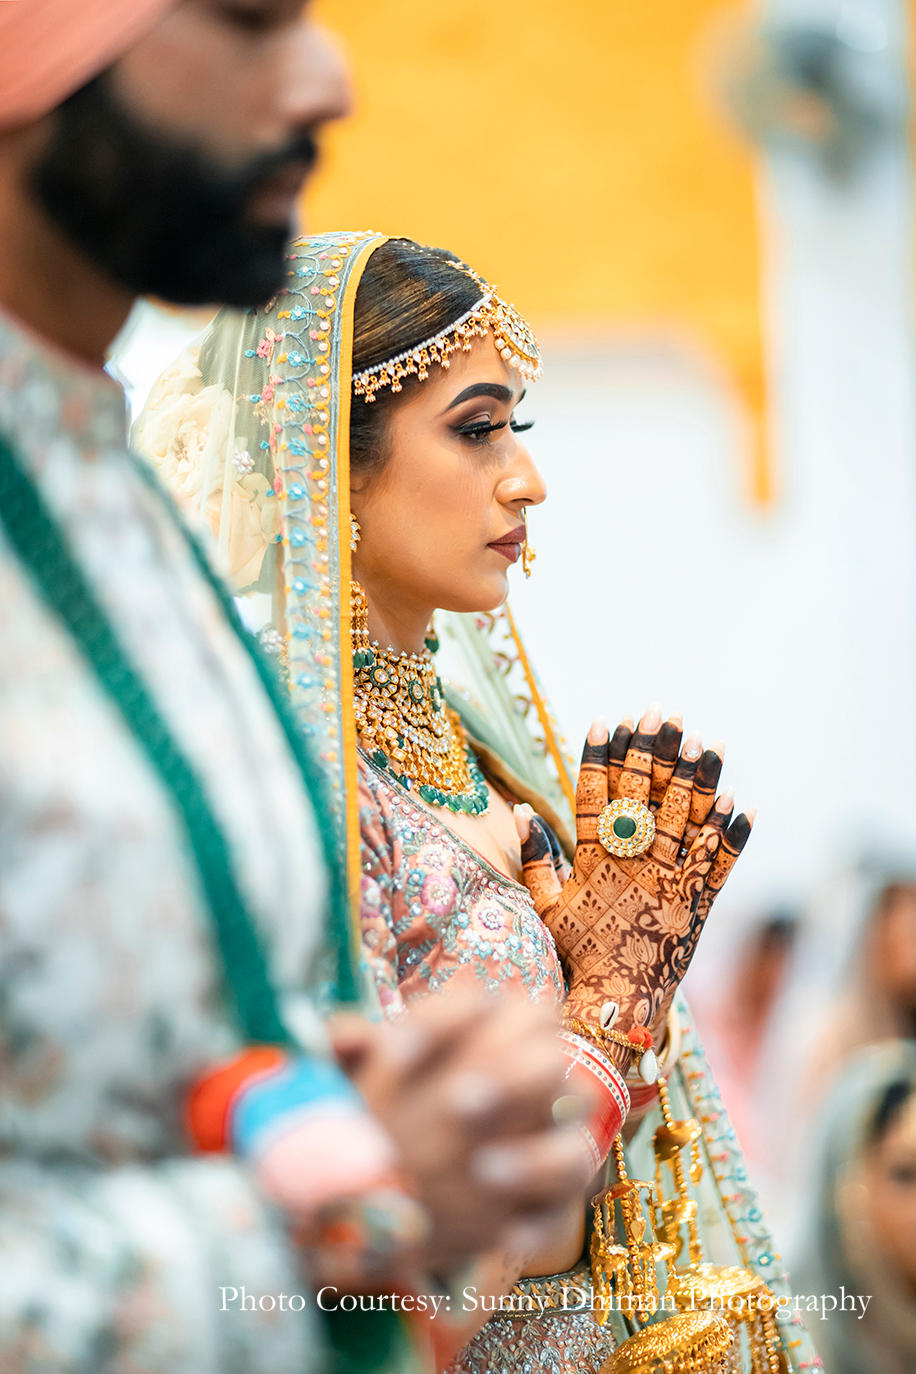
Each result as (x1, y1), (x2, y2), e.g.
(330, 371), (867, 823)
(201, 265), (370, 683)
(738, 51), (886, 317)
(715, 785), (735, 813)
(682, 730), (702, 760)
(744, 806), (757, 826)
(667, 711), (683, 728)
(640, 701), (662, 732)
(514, 805), (531, 842)
(710, 738), (725, 759)
(587, 715), (609, 745)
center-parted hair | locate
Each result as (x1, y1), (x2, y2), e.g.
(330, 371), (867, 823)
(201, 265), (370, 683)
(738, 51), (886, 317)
(349, 239), (484, 477)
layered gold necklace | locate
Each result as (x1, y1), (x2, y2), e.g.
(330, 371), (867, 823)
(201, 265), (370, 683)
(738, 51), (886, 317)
(350, 583), (489, 815)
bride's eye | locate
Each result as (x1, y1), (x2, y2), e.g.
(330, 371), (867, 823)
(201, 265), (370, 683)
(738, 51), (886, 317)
(455, 419), (508, 445)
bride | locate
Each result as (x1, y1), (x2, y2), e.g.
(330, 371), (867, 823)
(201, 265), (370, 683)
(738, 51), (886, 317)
(135, 231), (810, 1374)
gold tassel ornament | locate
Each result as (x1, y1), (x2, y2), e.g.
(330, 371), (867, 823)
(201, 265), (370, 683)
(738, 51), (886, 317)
(600, 1311), (735, 1374)
(591, 1065), (785, 1374)
(654, 1076), (783, 1374)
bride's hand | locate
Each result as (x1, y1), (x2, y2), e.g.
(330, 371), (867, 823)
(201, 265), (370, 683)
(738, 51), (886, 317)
(517, 703), (754, 1049)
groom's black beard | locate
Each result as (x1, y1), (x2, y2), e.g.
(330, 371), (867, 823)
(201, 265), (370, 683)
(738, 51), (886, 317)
(29, 72), (318, 308)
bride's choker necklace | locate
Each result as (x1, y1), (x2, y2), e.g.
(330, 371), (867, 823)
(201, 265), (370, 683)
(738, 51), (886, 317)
(350, 583), (489, 815)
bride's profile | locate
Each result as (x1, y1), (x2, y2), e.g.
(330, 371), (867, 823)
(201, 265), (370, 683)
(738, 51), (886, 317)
(134, 231), (819, 1374)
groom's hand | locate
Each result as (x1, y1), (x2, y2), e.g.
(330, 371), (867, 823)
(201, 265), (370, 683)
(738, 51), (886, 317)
(329, 993), (595, 1274)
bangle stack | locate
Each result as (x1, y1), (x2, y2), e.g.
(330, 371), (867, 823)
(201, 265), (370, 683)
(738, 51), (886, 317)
(556, 1029), (630, 1170)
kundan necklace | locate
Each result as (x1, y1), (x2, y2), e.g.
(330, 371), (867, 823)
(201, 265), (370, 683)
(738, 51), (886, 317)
(350, 582), (489, 815)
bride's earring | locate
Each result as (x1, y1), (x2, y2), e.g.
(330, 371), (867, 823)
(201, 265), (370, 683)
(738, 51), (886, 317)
(521, 508), (537, 579)
(350, 514), (361, 553)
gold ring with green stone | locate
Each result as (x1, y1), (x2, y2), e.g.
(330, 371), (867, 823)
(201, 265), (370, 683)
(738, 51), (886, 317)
(596, 798), (656, 858)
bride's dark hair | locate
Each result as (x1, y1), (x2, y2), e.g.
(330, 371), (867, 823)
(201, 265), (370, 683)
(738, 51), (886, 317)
(350, 238), (483, 477)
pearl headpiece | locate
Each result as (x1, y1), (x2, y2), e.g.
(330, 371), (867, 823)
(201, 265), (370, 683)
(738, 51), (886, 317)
(352, 274), (542, 403)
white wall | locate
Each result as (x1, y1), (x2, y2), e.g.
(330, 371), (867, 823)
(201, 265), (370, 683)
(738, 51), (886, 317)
(510, 0), (916, 963)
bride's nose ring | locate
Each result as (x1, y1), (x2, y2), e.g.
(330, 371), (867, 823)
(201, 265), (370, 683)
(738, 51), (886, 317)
(521, 507), (537, 579)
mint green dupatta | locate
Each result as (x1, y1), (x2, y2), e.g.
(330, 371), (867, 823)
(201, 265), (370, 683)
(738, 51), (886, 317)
(135, 231), (388, 970)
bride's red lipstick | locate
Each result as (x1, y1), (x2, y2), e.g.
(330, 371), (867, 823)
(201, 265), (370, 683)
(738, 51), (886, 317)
(487, 524), (527, 563)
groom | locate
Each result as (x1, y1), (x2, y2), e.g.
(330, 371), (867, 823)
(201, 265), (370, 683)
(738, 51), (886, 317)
(0, 2), (591, 1368)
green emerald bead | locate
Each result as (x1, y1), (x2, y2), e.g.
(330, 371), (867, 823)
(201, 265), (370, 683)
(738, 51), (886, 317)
(613, 815), (637, 840)
(398, 775), (412, 790)
(419, 785), (437, 803)
(447, 796), (461, 812)
(371, 749), (388, 769)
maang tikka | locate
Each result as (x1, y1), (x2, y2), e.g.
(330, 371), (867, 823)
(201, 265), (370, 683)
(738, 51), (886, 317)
(352, 263), (542, 402)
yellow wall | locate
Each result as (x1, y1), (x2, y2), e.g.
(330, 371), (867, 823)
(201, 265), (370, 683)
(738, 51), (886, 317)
(310, 0), (769, 501)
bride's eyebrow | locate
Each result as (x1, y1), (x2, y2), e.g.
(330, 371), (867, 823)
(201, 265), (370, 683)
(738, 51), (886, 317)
(443, 382), (514, 412)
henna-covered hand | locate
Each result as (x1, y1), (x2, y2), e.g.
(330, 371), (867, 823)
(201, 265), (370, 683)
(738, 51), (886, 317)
(516, 704), (754, 1057)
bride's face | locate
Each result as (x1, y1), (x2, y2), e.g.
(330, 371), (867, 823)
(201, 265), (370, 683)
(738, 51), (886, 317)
(350, 334), (547, 616)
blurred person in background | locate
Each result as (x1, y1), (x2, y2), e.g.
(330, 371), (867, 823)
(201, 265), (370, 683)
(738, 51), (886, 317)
(0, 4), (598, 1371)
(793, 1041), (916, 1374)
(755, 850), (916, 1243)
(687, 909), (797, 1167)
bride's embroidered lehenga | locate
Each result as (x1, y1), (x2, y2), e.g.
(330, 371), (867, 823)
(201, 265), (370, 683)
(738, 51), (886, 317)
(134, 231), (821, 1374)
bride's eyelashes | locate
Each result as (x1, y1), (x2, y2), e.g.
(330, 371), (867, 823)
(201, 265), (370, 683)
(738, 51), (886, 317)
(454, 418), (536, 445)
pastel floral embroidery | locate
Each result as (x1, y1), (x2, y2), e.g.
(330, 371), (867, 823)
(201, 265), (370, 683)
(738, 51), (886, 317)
(478, 904), (506, 933)
(421, 874), (458, 917)
(358, 761), (565, 1012)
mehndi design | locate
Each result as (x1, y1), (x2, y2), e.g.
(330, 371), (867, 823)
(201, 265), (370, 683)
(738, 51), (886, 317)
(521, 714), (752, 1067)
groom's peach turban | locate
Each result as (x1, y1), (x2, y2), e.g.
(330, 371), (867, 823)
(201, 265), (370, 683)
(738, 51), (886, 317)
(0, 0), (176, 129)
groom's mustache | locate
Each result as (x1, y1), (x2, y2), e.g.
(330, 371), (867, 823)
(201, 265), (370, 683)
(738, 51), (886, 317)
(29, 73), (323, 306)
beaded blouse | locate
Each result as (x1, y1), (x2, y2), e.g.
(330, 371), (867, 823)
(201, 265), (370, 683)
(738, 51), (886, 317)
(358, 755), (565, 1014)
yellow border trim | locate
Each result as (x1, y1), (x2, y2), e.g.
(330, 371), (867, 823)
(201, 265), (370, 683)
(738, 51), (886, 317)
(504, 602), (577, 816)
(334, 234), (390, 941)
